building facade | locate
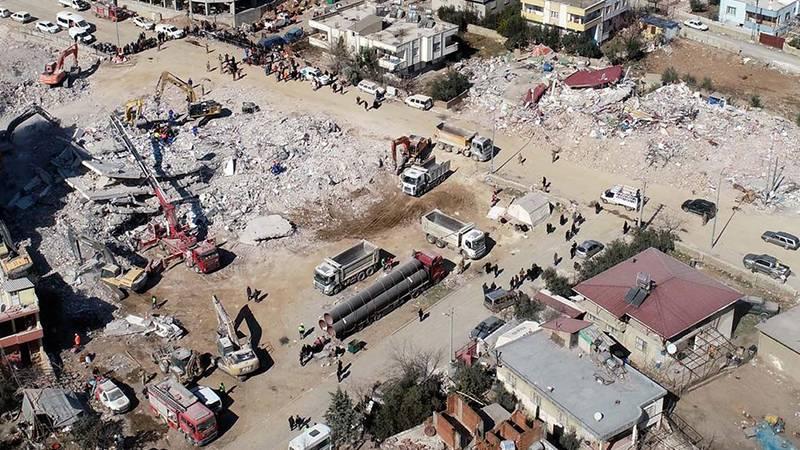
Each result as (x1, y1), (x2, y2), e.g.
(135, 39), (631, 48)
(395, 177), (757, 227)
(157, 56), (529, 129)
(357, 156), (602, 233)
(308, 1), (459, 73)
(0, 278), (44, 369)
(718, 0), (799, 36)
(756, 306), (800, 383)
(125, 0), (271, 26)
(432, 0), (516, 20)
(520, 0), (630, 43)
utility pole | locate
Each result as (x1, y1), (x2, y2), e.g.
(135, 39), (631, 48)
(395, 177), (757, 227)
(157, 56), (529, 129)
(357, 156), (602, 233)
(711, 169), (723, 248)
(443, 307), (454, 363)
(115, 19), (120, 49)
(637, 180), (646, 229)
(489, 108), (496, 175)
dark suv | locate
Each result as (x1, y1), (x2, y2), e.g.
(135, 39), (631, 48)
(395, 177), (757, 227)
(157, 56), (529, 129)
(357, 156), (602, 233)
(470, 316), (505, 340)
(682, 199), (717, 219)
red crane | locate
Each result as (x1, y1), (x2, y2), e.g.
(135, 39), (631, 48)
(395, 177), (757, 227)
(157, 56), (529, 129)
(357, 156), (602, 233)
(109, 115), (220, 274)
(40, 43), (79, 87)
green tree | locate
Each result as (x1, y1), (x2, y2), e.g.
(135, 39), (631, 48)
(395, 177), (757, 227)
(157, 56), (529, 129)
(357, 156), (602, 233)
(492, 383), (517, 412)
(451, 362), (493, 401)
(624, 35), (644, 60)
(561, 33), (602, 58)
(559, 429), (582, 450)
(70, 413), (124, 450)
(661, 67), (679, 85)
(429, 70), (472, 101)
(325, 388), (363, 447)
(329, 36), (351, 75)
(750, 94), (762, 108)
(542, 267), (573, 297)
(578, 227), (677, 282)
(437, 6), (479, 32)
(515, 294), (545, 321)
(498, 14), (532, 49)
(700, 76), (714, 91)
(690, 0), (707, 11)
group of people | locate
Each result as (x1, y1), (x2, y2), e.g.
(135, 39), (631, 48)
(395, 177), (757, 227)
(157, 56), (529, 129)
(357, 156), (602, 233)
(119, 32), (158, 57)
(288, 415), (310, 431)
(219, 54), (242, 80)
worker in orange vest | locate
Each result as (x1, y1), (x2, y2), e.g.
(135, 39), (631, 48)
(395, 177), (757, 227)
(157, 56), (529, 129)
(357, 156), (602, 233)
(73, 333), (81, 351)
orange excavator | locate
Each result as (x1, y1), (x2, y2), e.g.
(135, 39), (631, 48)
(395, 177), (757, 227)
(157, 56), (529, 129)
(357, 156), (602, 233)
(40, 43), (79, 87)
(390, 135), (431, 175)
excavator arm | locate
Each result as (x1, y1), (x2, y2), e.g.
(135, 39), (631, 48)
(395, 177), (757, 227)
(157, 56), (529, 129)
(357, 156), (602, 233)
(154, 71), (197, 104)
(0, 104), (60, 142)
(212, 295), (238, 342)
(57, 44), (79, 73)
(0, 220), (19, 257)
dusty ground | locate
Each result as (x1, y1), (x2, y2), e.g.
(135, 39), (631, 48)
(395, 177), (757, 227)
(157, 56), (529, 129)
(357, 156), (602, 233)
(644, 39), (800, 119)
(676, 362), (800, 450)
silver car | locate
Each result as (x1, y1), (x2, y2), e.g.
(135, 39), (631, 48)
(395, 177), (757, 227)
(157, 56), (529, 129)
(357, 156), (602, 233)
(743, 253), (790, 281)
(761, 231), (799, 250)
(576, 240), (604, 259)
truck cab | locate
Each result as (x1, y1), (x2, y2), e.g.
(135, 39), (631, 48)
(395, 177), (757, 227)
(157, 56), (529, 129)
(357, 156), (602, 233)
(462, 229), (487, 259)
(401, 167), (426, 196)
(470, 136), (493, 161)
(314, 262), (338, 294)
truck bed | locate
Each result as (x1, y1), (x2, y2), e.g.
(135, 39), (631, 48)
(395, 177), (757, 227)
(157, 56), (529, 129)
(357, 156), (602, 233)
(423, 210), (467, 233)
(435, 122), (474, 147)
(331, 240), (378, 267)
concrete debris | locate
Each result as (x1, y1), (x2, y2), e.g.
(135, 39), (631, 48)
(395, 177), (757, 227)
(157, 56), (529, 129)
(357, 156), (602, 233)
(239, 215), (294, 245)
(104, 314), (184, 340)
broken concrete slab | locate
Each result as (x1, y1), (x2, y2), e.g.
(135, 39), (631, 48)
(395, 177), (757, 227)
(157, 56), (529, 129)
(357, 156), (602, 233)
(64, 176), (151, 202)
(82, 159), (142, 180)
(238, 214), (294, 245)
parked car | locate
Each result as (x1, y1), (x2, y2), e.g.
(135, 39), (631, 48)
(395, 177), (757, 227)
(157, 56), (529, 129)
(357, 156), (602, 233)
(93, 378), (131, 414)
(68, 27), (95, 43)
(357, 79), (385, 97)
(405, 94), (433, 111)
(761, 231), (799, 250)
(133, 16), (155, 30)
(190, 385), (223, 413)
(484, 288), (527, 313)
(681, 199), (716, 219)
(56, 11), (90, 32)
(0, 8), (11, 18)
(59, 0), (90, 11)
(683, 19), (709, 31)
(36, 20), (60, 33)
(742, 253), (791, 281)
(155, 23), (184, 39)
(470, 316), (505, 340)
(299, 67), (331, 85)
(11, 11), (32, 23)
(576, 240), (604, 259)
(738, 296), (780, 319)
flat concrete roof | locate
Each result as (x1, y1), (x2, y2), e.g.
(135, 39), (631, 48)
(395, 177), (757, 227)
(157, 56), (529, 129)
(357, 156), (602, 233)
(757, 306), (800, 354)
(738, 0), (796, 9)
(498, 330), (667, 440)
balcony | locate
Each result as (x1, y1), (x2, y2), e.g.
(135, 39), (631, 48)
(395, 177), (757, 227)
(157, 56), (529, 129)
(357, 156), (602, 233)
(378, 55), (405, 71)
(0, 327), (43, 348)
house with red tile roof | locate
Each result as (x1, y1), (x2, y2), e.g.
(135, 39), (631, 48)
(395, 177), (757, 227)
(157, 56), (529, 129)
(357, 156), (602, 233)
(572, 248), (742, 368)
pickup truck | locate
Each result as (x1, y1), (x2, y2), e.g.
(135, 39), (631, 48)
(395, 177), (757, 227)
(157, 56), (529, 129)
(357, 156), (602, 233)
(314, 240), (382, 295)
(401, 157), (450, 197)
(600, 185), (641, 211)
(421, 209), (486, 259)
(743, 253), (791, 282)
(433, 122), (493, 162)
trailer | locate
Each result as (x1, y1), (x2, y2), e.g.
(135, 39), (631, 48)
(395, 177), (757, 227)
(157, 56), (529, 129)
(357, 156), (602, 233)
(433, 122), (493, 162)
(400, 157), (450, 197)
(314, 240), (382, 295)
(319, 251), (446, 339)
(421, 210), (487, 259)
(146, 378), (217, 446)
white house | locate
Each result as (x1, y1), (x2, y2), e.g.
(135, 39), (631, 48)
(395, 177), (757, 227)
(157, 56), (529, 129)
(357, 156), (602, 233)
(718, 0), (799, 36)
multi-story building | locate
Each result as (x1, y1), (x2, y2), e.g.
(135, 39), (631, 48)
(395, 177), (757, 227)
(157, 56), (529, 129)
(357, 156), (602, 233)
(718, 0), (799, 36)
(0, 278), (44, 368)
(520, 0), (630, 42)
(432, 0), (516, 20)
(125, 0), (271, 25)
(308, 1), (459, 74)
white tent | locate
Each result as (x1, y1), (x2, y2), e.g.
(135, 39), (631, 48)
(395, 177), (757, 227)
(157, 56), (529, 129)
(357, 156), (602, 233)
(505, 193), (551, 227)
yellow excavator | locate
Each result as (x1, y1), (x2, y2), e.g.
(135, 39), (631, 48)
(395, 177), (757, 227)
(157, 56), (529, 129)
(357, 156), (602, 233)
(154, 71), (222, 122)
(67, 228), (148, 300)
(0, 219), (33, 279)
(123, 98), (144, 126)
(212, 295), (260, 380)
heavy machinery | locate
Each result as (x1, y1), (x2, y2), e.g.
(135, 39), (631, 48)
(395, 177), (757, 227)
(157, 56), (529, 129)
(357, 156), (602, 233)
(420, 209), (487, 259)
(66, 228), (148, 300)
(39, 43), (79, 87)
(212, 295), (260, 380)
(145, 378), (218, 446)
(0, 104), (60, 143)
(0, 220), (33, 279)
(123, 98), (144, 126)
(154, 71), (222, 121)
(319, 251), (446, 339)
(313, 240), (382, 295)
(390, 135), (431, 175)
(433, 121), (493, 161)
(109, 115), (221, 274)
(151, 347), (206, 384)
(400, 157), (450, 197)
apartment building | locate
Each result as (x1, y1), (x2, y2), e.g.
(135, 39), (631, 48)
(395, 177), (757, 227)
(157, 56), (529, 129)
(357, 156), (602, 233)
(718, 0), (799, 36)
(0, 278), (44, 368)
(520, 0), (630, 42)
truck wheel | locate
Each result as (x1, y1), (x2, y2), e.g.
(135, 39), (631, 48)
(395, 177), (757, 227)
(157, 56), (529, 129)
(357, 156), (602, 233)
(332, 285), (341, 295)
(426, 234), (436, 244)
(463, 150), (471, 158)
(435, 239), (446, 249)
(357, 271), (366, 282)
(472, 154), (480, 161)
(601, 198), (608, 204)
(366, 266), (376, 276)
(444, 145), (452, 153)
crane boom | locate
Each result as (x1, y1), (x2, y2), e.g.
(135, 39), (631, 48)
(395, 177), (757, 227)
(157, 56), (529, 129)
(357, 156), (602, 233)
(212, 295), (237, 342)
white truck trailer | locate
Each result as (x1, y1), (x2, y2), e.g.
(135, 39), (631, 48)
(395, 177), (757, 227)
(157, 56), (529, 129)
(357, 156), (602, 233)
(421, 209), (487, 259)
(434, 122), (493, 162)
(401, 157), (450, 197)
(314, 240), (382, 295)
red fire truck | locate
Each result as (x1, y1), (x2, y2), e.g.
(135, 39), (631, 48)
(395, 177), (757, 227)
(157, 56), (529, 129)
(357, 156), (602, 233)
(146, 378), (218, 446)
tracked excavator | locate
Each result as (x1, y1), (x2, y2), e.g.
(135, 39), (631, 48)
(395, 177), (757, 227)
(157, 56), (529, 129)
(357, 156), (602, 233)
(0, 219), (33, 279)
(0, 104), (60, 144)
(123, 98), (145, 126)
(66, 227), (148, 300)
(154, 71), (221, 122)
(212, 295), (260, 380)
(390, 135), (431, 175)
(40, 43), (80, 87)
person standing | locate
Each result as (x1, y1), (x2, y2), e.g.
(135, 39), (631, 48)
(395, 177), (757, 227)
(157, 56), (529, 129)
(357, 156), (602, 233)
(73, 333), (81, 351)
(553, 252), (559, 266)
(418, 308), (424, 322)
(298, 323), (305, 338)
(151, 295), (158, 310)
(570, 242), (578, 259)
(218, 382), (226, 395)
(289, 416), (296, 430)
(336, 359), (343, 382)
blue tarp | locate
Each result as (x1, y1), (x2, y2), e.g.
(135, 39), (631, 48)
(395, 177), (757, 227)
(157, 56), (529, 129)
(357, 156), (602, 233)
(755, 422), (798, 450)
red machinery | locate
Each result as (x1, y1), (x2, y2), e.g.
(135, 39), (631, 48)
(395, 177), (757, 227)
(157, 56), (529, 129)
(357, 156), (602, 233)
(146, 378), (218, 446)
(109, 115), (220, 274)
(39, 43), (78, 87)
(94, 3), (132, 22)
(390, 135), (431, 174)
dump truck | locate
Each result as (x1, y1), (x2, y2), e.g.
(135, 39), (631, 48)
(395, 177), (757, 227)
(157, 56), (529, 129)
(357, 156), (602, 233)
(0, 220), (33, 279)
(421, 210), (487, 259)
(314, 240), (382, 295)
(400, 157), (450, 197)
(433, 122), (493, 162)
(145, 378), (218, 446)
(319, 251), (446, 339)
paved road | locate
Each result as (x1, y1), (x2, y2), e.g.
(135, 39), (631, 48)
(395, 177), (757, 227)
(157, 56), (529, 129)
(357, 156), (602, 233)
(679, 26), (800, 74)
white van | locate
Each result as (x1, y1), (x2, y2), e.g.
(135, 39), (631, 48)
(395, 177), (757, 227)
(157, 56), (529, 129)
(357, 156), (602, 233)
(56, 11), (90, 32)
(600, 184), (641, 210)
(68, 27), (94, 43)
(357, 80), (385, 97)
(405, 94), (433, 110)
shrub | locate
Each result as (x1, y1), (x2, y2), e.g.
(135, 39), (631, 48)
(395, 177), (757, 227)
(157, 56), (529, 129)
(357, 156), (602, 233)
(750, 94), (762, 108)
(788, 37), (800, 49)
(437, 6), (479, 32)
(683, 73), (697, 87)
(429, 70), (472, 101)
(700, 76), (714, 91)
(542, 268), (573, 298)
(690, 0), (707, 11)
(452, 362), (493, 401)
(661, 67), (679, 85)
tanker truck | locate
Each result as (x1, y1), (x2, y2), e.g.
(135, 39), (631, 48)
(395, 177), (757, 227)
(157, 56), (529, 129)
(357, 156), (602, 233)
(319, 251), (446, 339)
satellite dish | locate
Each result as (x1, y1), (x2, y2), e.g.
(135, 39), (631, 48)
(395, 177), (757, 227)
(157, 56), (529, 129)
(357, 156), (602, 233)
(666, 343), (678, 355)
(594, 412), (604, 421)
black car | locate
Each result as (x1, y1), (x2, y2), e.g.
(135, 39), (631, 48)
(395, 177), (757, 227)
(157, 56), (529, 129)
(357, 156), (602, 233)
(682, 199), (717, 219)
(469, 316), (505, 340)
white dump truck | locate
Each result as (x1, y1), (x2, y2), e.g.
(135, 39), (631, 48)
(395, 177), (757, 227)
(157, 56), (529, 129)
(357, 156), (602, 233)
(600, 185), (642, 211)
(434, 122), (493, 162)
(421, 209), (487, 259)
(314, 240), (382, 295)
(401, 157), (450, 197)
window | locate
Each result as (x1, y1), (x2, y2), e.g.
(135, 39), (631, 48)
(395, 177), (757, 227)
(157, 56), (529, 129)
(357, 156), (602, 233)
(525, 4), (544, 13)
(635, 337), (647, 352)
(726, 6), (736, 14)
(550, 10), (559, 19)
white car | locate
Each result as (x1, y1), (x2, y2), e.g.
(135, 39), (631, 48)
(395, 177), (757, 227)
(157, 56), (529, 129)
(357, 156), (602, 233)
(133, 16), (155, 30)
(190, 385), (222, 413)
(683, 19), (709, 31)
(36, 20), (61, 33)
(11, 11), (32, 23)
(59, 0), (90, 11)
(357, 79), (385, 97)
(405, 94), (433, 110)
(68, 27), (94, 43)
(299, 67), (331, 85)
(94, 378), (131, 414)
(0, 8), (11, 18)
(155, 23), (184, 39)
